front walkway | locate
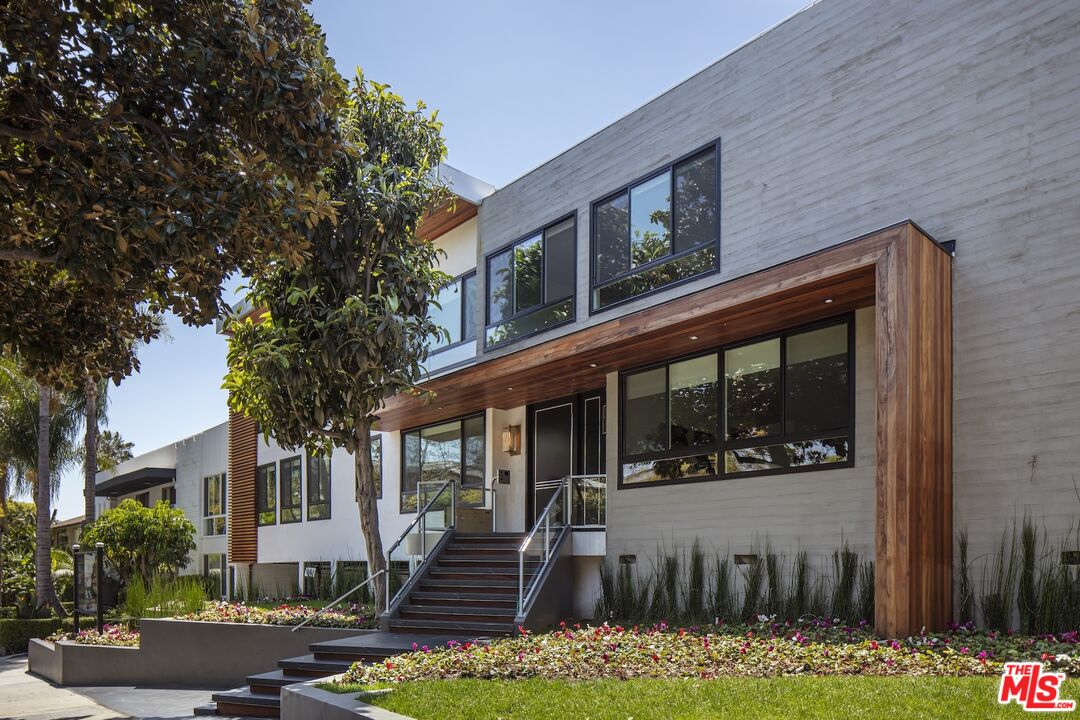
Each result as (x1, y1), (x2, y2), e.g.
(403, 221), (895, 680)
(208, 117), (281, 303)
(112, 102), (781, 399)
(1, 654), (222, 720)
(0, 654), (122, 720)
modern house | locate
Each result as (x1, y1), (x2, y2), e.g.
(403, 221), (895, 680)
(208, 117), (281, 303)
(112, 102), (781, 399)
(101, 0), (1079, 640)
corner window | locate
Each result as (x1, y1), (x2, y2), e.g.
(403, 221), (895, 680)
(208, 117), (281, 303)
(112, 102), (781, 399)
(279, 456), (302, 523)
(364, 435), (383, 499)
(306, 454), (331, 520)
(256, 463), (277, 526)
(621, 317), (852, 487)
(592, 143), (718, 311)
(203, 473), (226, 535)
(430, 272), (477, 353)
(485, 216), (575, 347)
(402, 414), (485, 512)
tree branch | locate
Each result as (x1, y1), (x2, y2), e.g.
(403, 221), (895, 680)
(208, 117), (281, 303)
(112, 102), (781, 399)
(0, 248), (57, 263)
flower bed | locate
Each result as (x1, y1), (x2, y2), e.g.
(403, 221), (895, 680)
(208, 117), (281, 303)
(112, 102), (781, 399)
(179, 601), (377, 629)
(340, 618), (1080, 686)
(47, 624), (140, 647)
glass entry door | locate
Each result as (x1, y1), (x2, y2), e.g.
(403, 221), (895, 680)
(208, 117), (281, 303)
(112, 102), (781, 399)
(528, 390), (605, 524)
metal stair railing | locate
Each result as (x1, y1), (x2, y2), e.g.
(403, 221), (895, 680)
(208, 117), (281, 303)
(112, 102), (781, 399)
(517, 476), (571, 615)
(384, 478), (457, 613)
(292, 569), (385, 632)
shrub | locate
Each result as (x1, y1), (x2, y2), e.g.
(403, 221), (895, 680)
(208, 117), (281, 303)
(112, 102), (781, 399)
(123, 574), (207, 624)
(80, 499), (196, 585)
(981, 526), (1018, 631)
(180, 601), (377, 629)
(0, 617), (69, 653)
(47, 623), (139, 647)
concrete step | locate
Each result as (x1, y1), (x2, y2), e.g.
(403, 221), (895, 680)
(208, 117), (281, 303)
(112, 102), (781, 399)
(277, 653), (353, 677)
(246, 669), (307, 696)
(211, 687), (280, 718)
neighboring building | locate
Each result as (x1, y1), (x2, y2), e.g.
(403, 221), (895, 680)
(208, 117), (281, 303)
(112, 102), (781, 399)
(50, 515), (83, 550)
(109, 0), (1080, 637)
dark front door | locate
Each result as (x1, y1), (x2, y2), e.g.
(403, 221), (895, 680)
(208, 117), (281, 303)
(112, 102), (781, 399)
(527, 390), (605, 524)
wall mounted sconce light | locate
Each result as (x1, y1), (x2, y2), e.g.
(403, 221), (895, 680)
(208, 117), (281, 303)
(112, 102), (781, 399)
(502, 424), (522, 455)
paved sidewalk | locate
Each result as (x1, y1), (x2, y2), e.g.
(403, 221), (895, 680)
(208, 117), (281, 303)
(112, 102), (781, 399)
(0, 654), (222, 720)
(0, 654), (123, 720)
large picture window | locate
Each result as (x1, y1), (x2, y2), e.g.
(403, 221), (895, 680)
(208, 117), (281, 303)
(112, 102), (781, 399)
(620, 316), (852, 487)
(485, 216), (575, 347)
(592, 143), (718, 311)
(203, 473), (226, 536)
(431, 272), (477, 353)
(256, 463), (276, 526)
(401, 414), (485, 511)
(307, 454), (331, 520)
(279, 455), (302, 523)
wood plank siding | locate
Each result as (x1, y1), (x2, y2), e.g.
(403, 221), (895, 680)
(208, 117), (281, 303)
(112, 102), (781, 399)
(227, 411), (258, 564)
(379, 220), (953, 636)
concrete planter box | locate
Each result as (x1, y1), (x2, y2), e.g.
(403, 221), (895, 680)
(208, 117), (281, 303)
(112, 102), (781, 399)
(28, 618), (371, 687)
(281, 676), (411, 720)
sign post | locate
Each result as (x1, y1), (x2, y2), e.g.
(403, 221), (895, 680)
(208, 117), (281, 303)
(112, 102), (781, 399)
(73, 543), (101, 634)
(71, 543), (81, 634)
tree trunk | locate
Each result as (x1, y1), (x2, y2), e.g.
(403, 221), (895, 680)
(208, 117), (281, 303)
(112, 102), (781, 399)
(83, 379), (98, 527)
(353, 419), (386, 615)
(35, 383), (64, 616)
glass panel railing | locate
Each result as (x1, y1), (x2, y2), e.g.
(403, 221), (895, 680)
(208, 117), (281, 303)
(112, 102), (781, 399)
(386, 479), (456, 612)
(570, 474), (606, 527)
(518, 478), (570, 613)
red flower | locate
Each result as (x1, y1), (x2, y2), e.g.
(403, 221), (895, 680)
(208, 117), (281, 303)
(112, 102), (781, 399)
(385, 661), (394, 670)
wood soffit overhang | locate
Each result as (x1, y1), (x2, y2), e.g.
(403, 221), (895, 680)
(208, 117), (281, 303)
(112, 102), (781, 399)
(375, 221), (951, 432)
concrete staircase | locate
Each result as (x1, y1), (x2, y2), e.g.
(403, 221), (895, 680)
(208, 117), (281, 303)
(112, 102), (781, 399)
(385, 533), (534, 636)
(195, 535), (527, 717)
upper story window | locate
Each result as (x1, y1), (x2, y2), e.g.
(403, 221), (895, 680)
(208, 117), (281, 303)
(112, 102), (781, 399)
(306, 454), (331, 520)
(203, 472), (226, 535)
(592, 143), (719, 312)
(401, 414), (485, 512)
(620, 316), (852, 487)
(256, 463), (277, 526)
(430, 272), (477, 353)
(485, 215), (576, 348)
(279, 455), (302, 523)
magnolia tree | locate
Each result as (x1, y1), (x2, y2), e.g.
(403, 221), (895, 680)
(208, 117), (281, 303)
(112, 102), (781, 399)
(225, 74), (449, 608)
(0, 0), (344, 612)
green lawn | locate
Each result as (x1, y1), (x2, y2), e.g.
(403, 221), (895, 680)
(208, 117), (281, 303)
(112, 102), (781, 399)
(364, 677), (1080, 720)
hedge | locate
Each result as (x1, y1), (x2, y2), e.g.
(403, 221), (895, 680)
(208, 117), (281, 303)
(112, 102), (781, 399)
(0, 618), (72, 654)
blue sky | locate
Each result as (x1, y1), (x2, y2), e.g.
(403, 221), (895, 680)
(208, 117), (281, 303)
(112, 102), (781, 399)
(50, 0), (810, 519)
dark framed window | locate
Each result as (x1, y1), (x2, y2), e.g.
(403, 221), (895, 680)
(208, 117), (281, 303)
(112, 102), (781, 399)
(203, 553), (226, 599)
(161, 486), (176, 507)
(279, 456), (302, 523)
(202, 473), (226, 535)
(256, 463), (277, 526)
(485, 215), (576, 348)
(431, 271), (477, 353)
(620, 315), (853, 488)
(591, 141), (719, 312)
(135, 491), (150, 508)
(401, 414), (485, 512)
(306, 454), (331, 520)
(355, 435), (383, 500)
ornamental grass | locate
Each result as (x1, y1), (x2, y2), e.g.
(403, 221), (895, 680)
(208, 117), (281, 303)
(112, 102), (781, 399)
(341, 618), (1080, 686)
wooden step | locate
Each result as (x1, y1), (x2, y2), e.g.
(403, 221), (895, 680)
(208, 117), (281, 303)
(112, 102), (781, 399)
(409, 591), (518, 608)
(399, 604), (516, 623)
(444, 543), (521, 554)
(418, 578), (518, 594)
(388, 617), (516, 636)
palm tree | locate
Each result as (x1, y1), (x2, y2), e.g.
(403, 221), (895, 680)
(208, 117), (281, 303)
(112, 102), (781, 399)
(0, 357), (83, 614)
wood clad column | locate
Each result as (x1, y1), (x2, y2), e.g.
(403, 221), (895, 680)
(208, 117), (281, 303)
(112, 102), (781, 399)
(874, 224), (953, 637)
(228, 411), (258, 564)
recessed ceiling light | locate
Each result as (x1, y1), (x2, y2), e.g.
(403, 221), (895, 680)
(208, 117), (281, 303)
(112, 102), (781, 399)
(689, 335), (699, 341)
(589, 363), (597, 368)
(824, 298), (834, 304)
(507, 386), (513, 390)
